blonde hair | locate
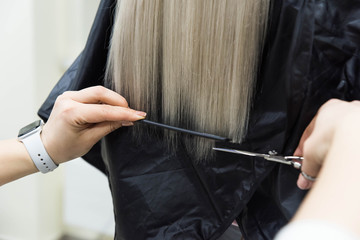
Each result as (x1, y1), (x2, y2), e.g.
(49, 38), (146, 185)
(106, 0), (270, 160)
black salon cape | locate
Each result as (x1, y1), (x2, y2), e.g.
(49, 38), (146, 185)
(38, 0), (360, 239)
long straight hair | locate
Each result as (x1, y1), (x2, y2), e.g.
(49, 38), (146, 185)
(106, 0), (270, 160)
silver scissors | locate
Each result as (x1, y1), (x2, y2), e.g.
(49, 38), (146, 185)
(138, 119), (315, 181)
(213, 147), (316, 181)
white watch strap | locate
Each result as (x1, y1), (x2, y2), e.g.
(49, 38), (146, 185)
(21, 130), (58, 173)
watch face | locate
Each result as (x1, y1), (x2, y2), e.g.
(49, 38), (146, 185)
(18, 120), (43, 138)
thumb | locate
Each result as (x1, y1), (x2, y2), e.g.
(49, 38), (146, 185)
(294, 118), (317, 156)
(297, 173), (314, 190)
(296, 137), (323, 190)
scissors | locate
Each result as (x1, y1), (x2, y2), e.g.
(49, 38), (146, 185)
(139, 119), (316, 181)
(213, 147), (316, 181)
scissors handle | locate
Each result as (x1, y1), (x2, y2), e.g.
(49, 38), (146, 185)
(284, 156), (304, 161)
(267, 155), (316, 181)
(264, 155), (303, 169)
(284, 156), (303, 170)
(290, 160), (302, 170)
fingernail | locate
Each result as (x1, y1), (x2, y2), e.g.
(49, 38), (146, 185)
(298, 182), (310, 190)
(297, 176), (311, 190)
(121, 121), (134, 127)
(135, 111), (147, 118)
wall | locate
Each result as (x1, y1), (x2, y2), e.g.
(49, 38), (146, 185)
(0, 0), (114, 239)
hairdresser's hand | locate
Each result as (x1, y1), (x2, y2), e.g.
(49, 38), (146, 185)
(294, 99), (360, 190)
(41, 86), (146, 164)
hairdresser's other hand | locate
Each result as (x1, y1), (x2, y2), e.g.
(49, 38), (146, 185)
(294, 99), (360, 190)
(41, 86), (146, 164)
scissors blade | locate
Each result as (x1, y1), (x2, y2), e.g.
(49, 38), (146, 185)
(213, 147), (267, 158)
(263, 155), (292, 165)
(213, 147), (294, 166)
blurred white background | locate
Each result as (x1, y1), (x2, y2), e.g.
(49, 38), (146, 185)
(0, 0), (115, 239)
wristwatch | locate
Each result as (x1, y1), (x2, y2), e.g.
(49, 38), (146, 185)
(18, 120), (58, 173)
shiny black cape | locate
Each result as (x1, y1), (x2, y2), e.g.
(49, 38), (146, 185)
(38, 0), (360, 239)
